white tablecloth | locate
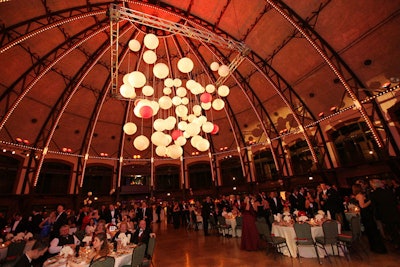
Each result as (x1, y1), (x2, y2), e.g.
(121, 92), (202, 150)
(271, 223), (342, 258)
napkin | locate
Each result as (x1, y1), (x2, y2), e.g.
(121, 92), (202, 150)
(283, 215), (291, 223)
(59, 245), (74, 257)
(274, 213), (282, 222)
(298, 215), (308, 222)
(82, 235), (92, 243)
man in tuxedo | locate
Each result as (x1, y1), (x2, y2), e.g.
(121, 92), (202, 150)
(319, 183), (342, 219)
(131, 219), (153, 258)
(201, 196), (214, 236)
(51, 204), (68, 239)
(268, 191), (283, 214)
(48, 225), (80, 255)
(11, 212), (28, 234)
(14, 239), (48, 267)
(104, 204), (121, 224)
(138, 202), (153, 227)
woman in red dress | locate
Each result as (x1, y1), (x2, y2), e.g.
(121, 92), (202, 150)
(240, 195), (260, 251)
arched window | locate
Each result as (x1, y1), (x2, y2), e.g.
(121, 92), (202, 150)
(155, 165), (180, 191)
(253, 150), (278, 181)
(82, 165), (113, 195)
(35, 161), (72, 194)
(0, 155), (20, 194)
(330, 121), (380, 166)
(188, 162), (212, 190)
(289, 140), (314, 175)
(220, 157), (245, 186)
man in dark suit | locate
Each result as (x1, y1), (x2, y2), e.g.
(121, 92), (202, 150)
(14, 239), (48, 267)
(51, 204), (68, 239)
(138, 202), (153, 227)
(131, 219), (154, 258)
(11, 212), (28, 234)
(104, 204), (121, 224)
(268, 191), (283, 214)
(319, 183), (342, 219)
(201, 196), (214, 236)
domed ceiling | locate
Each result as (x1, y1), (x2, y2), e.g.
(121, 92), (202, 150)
(1, 0), (400, 181)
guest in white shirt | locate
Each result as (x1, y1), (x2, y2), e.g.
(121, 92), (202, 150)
(49, 225), (80, 255)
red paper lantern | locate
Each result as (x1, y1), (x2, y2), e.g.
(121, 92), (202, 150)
(200, 92), (212, 103)
(171, 129), (183, 140)
(139, 105), (153, 119)
(211, 124), (219, 134)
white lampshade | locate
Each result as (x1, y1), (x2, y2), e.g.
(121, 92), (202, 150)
(205, 84), (216, 93)
(153, 63), (169, 79)
(175, 105), (188, 118)
(218, 64), (230, 77)
(172, 96), (182, 106)
(201, 102), (212, 110)
(120, 84), (136, 99)
(176, 87), (187, 97)
(177, 57), (194, 73)
(151, 131), (167, 146)
(212, 98), (225, 110)
(143, 33), (159, 50)
(173, 78), (182, 87)
(210, 62), (219, 71)
(167, 144), (183, 159)
(178, 121), (188, 131)
(202, 121), (214, 133)
(190, 135), (202, 148)
(143, 50), (157, 64)
(123, 74), (131, 85)
(175, 136), (187, 146)
(218, 85), (230, 97)
(197, 139), (210, 152)
(187, 114), (196, 122)
(158, 96), (173, 110)
(163, 87), (172, 95)
(128, 71), (146, 88)
(142, 85), (154, 96)
(164, 78), (174, 88)
(153, 118), (166, 131)
(133, 135), (150, 151)
(181, 97), (189, 105)
(165, 116), (176, 130)
(192, 105), (202, 116)
(186, 79), (197, 90)
(150, 100), (160, 116)
(128, 39), (141, 52)
(185, 123), (201, 136)
(123, 122), (137, 135)
(156, 145), (167, 157)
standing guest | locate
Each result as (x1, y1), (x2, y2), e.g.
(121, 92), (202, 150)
(15, 239), (48, 267)
(201, 197), (214, 236)
(88, 233), (110, 267)
(28, 208), (43, 237)
(289, 188), (300, 212)
(319, 183), (342, 220)
(139, 202), (153, 227)
(51, 204), (68, 239)
(48, 225), (80, 255)
(353, 183), (387, 254)
(39, 211), (56, 238)
(11, 212), (27, 234)
(241, 195), (259, 251)
(305, 192), (319, 217)
(172, 201), (181, 229)
(104, 204), (120, 224)
(155, 203), (162, 223)
(268, 191), (283, 214)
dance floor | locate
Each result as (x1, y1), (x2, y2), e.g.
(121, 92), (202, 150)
(150, 221), (399, 267)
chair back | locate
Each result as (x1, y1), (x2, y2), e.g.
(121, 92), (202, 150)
(294, 222), (314, 245)
(90, 256), (115, 267)
(6, 240), (26, 257)
(235, 216), (242, 227)
(256, 217), (266, 224)
(322, 220), (339, 245)
(217, 216), (227, 226)
(146, 236), (156, 259)
(208, 215), (217, 227)
(190, 211), (197, 223)
(131, 244), (146, 267)
(350, 215), (362, 240)
(255, 221), (272, 242)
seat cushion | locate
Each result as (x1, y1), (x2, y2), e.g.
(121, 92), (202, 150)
(315, 236), (325, 244)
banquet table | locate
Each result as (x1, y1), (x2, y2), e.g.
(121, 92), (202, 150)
(271, 222), (342, 258)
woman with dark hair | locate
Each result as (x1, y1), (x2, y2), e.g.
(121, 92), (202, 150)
(352, 183), (387, 254)
(240, 195), (260, 251)
(89, 232), (111, 266)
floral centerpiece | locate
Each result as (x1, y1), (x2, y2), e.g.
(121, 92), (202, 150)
(59, 246), (74, 258)
(315, 210), (325, 222)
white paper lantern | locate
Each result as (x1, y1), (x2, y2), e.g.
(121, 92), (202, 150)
(164, 134), (172, 146)
(167, 144), (183, 159)
(175, 136), (187, 146)
(190, 135), (202, 148)
(186, 79), (197, 90)
(156, 146), (167, 157)
(165, 116), (176, 130)
(177, 57), (194, 73)
(178, 121), (188, 131)
(212, 98), (225, 111)
(134, 135), (150, 151)
(205, 84), (216, 93)
(210, 62), (219, 71)
(187, 114), (196, 122)
(176, 87), (187, 97)
(202, 122), (214, 133)
(128, 71), (146, 88)
(151, 131), (168, 146)
(153, 119), (166, 131)
(120, 84), (136, 99)
(153, 63), (169, 79)
(142, 85), (154, 96)
(172, 96), (182, 106)
(164, 78), (174, 87)
(158, 96), (173, 110)
(143, 50), (157, 64)
(192, 105), (202, 116)
(218, 85), (230, 97)
(173, 78), (182, 87)
(123, 74), (131, 85)
(197, 139), (210, 152)
(218, 64), (230, 77)
(198, 116), (207, 125)
(150, 101), (160, 116)
(186, 123), (201, 136)
(181, 97), (189, 105)
(183, 131), (191, 138)
(143, 33), (159, 50)
(175, 105), (188, 118)
(201, 102), (212, 110)
(123, 122), (137, 135)
(128, 39), (141, 52)
(163, 87), (172, 95)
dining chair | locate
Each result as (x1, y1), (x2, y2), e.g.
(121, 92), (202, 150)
(141, 236), (156, 267)
(235, 216), (242, 237)
(315, 220), (345, 262)
(338, 215), (364, 260)
(0, 240), (27, 267)
(293, 222), (321, 264)
(121, 243), (146, 267)
(90, 256), (115, 267)
(208, 215), (218, 235)
(255, 220), (291, 258)
(217, 216), (232, 237)
(186, 210), (202, 231)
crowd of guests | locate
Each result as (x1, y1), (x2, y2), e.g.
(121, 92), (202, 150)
(1, 177), (399, 266)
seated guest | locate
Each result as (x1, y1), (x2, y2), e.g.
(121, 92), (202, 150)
(49, 225), (80, 255)
(88, 233), (110, 266)
(15, 239), (49, 267)
(111, 222), (133, 243)
(131, 220), (151, 246)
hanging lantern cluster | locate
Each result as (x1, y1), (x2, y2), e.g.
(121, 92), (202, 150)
(121, 33), (230, 159)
